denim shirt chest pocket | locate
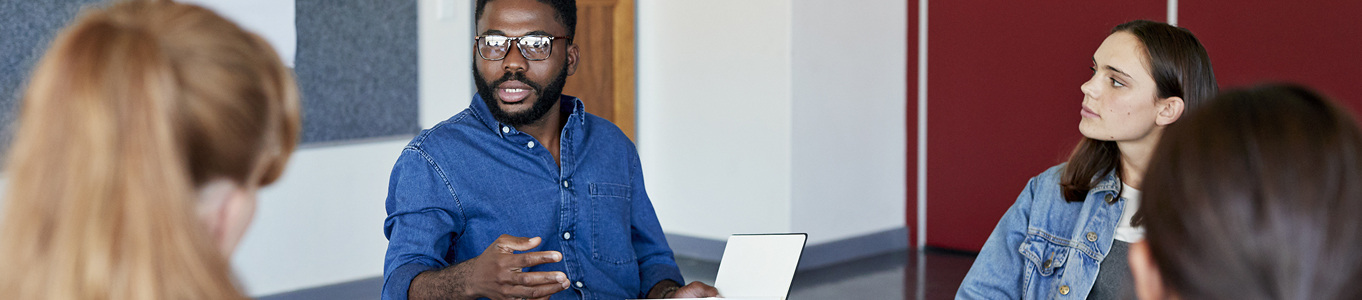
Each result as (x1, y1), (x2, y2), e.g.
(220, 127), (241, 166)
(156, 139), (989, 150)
(1019, 230), (1072, 294)
(589, 182), (636, 264)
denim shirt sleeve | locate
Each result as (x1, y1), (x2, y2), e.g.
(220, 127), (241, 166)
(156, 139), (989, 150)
(382, 148), (465, 300)
(955, 175), (1039, 299)
(626, 150), (685, 297)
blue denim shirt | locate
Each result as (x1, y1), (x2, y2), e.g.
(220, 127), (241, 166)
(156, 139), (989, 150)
(956, 164), (1126, 300)
(382, 94), (684, 300)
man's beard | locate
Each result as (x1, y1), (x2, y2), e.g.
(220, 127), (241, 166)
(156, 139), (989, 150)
(473, 63), (570, 127)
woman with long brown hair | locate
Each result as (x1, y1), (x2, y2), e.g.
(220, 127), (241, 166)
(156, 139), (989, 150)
(1130, 84), (1362, 300)
(0, 1), (300, 299)
(957, 20), (1217, 300)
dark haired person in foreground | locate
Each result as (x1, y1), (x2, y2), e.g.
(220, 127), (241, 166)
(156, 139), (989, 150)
(957, 20), (1217, 300)
(380, 0), (718, 299)
(1130, 84), (1362, 300)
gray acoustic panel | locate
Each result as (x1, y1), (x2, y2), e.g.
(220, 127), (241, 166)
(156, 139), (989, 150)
(0, 0), (101, 149)
(2, 0), (419, 148)
(294, 0), (420, 144)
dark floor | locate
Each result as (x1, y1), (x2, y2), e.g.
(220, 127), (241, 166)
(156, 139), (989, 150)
(678, 248), (976, 300)
(258, 248), (977, 300)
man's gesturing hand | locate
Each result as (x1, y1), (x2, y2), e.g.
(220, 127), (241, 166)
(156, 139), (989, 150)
(469, 235), (571, 300)
(411, 235), (570, 300)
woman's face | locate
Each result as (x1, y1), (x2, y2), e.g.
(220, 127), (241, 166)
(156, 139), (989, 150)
(1079, 32), (1166, 141)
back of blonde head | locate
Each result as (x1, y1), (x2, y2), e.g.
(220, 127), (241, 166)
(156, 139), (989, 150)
(0, 1), (300, 299)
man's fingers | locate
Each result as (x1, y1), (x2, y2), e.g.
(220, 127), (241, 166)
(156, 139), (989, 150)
(492, 235), (543, 253)
(510, 250), (562, 268)
(504, 271), (568, 286)
(673, 281), (722, 298)
(499, 281), (570, 299)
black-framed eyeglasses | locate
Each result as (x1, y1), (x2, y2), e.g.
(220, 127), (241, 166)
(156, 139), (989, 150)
(475, 35), (571, 61)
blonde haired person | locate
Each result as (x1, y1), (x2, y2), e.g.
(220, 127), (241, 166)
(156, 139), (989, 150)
(0, 1), (300, 299)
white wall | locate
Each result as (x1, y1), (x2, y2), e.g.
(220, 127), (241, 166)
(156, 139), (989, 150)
(789, 0), (907, 244)
(420, 0), (474, 128)
(232, 140), (406, 296)
(638, 0), (795, 240)
(232, 0), (474, 296)
(638, 0), (907, 246)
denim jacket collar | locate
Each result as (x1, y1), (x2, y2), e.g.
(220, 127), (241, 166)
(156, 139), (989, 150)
(469, 93), (587, 139)
(1092, 170), (1121, 195)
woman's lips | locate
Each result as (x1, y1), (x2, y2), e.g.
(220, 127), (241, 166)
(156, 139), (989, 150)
(1081, 106), (1100, 118)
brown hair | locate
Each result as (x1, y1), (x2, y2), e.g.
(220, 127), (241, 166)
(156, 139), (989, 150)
(0, 1), (300, 299)
(1060, 20), (1217, 201)
(1140, 84), (1362, 300)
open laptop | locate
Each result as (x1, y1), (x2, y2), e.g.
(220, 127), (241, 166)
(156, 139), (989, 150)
(651, 233), (807, 300)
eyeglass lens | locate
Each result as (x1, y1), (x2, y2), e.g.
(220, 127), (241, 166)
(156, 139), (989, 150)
(479, 35), (554, 60)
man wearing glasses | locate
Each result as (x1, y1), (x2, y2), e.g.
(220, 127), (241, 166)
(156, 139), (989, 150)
(381, 0), (719, 299)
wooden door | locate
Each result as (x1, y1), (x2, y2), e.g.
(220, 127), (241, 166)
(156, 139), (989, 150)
(563, 0), (636, 140)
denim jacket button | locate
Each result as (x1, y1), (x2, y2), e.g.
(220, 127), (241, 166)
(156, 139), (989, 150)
(1059, 285), (1070, 295)
(1105, 194), (1116, 204)
(1043, 259), (1052, 269)
(1087, 232), (1098, 242)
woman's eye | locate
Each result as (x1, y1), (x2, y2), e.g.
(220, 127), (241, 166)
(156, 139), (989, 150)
(1110, 77), (1125, 87)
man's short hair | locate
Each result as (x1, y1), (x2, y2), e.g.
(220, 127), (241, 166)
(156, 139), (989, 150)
(475, 0), (577, 43)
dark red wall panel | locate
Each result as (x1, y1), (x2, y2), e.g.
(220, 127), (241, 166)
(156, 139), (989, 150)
(925, 1), (1164, 251)
(906, 0), (920, 245)
(1180, 0), (1362, 112)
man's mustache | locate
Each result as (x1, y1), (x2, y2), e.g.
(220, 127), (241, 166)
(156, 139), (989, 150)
(491, 72), (543, 92)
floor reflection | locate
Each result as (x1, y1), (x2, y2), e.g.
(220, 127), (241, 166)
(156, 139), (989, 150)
(676, 248), (977, 300)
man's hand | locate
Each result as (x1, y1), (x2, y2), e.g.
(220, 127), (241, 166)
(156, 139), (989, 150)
(648, 280), (720, 298)
(670, 281), (720, 298)
(410, 235), (570, 300)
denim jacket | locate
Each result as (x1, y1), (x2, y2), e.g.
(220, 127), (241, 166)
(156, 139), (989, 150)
(956, 164), (1127, 300)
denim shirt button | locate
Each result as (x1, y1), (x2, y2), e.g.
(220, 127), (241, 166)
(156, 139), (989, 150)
(575, 281), (584, 288)
(502, 126), (510, 134)
(563, 231), (572, 240)
(562, 180), (570, 188)
(1087, 232), (1098, 242)
(527, 141), (536, 148)
(1104, 194), (1116, 204)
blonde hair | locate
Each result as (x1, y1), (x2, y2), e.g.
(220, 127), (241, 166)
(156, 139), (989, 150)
(0, 1), (300, 299)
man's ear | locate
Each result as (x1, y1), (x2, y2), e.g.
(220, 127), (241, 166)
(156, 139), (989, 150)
(1156, 96), (1185, 126)
(1130, 240), (1171, 300)
(197, 179), (258, 257)
(565, 42), (579, 76)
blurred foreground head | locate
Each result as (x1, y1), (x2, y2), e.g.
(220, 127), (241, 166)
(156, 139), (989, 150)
(0, 1), (300, 299)
(1133, 84), (1362, 300)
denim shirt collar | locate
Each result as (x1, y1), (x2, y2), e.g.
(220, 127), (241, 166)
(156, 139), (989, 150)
(469, 93), (586, 139)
